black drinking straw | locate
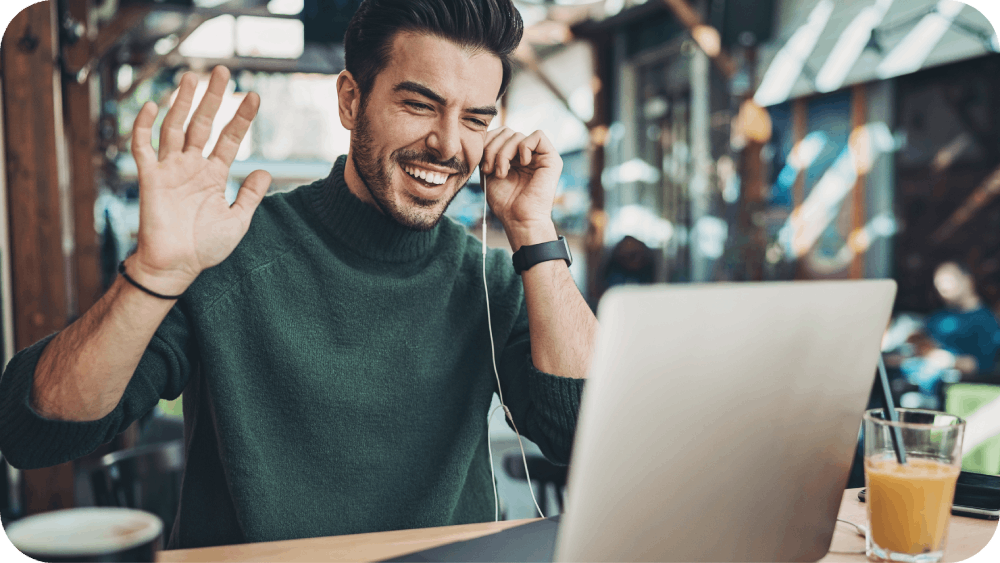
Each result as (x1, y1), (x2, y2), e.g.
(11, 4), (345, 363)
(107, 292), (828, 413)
(876, 354), (907, 465)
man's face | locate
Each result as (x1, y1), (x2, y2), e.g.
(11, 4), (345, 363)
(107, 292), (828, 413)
(350, 33), (503, 231)
(934, 262), (975, 305)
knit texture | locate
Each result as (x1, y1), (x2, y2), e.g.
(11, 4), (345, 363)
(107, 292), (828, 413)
(0, 156), (585, 549)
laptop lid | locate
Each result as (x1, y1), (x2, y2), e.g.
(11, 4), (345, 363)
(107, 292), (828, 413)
(555, 280), (896, 562)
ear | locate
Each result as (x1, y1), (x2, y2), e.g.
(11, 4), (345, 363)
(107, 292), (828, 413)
(337, 70), (362, 130)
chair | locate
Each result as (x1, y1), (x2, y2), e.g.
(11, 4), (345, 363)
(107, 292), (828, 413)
(137, 409), (184, 446)
(945, 383), (1000, 474)
(90, 440), (185, 536)
(502, 453), (568, 517)
(0, 454), (18, 526)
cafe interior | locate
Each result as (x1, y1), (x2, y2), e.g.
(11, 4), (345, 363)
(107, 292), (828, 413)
(1, 0), (999, 561)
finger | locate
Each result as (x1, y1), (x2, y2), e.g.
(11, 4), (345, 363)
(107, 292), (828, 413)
(522, 130), (562, 173)
(482, 128), (517, 174)
(185, 66), (230, 154)
(209, 92), (260, 167)
(159, 72), (199, 160)
(528, 130), (557, 157)
(517, 131), (550, 168)
(231, 169), (271, 226)
(519, 142), (532, 168)
(484, 126), (509, 146)
(494, 132), (528, 178)
(482, 128), (514, 173)
(131, 101), (159, 167)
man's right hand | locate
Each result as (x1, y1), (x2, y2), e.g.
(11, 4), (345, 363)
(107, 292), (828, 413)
(128, 65), (271, 295)
(18, 67), (270, 423)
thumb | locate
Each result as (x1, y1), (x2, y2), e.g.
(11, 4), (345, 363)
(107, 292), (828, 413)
(231, 170), (271, 226)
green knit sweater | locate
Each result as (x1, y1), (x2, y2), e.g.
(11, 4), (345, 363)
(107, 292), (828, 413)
(0, 156), (584, 549)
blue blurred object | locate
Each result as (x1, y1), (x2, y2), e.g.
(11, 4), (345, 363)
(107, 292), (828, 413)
(899, 357), (962, 411)
(900, 357), (948, 396)
(925, 306), (1000, 375)
(899, 357), (956, 408)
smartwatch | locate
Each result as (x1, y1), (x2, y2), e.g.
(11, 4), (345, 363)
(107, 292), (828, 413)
(511, 235), (573, 275)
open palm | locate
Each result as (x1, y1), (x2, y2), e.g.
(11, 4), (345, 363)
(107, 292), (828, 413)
(129, 66), (270, 295)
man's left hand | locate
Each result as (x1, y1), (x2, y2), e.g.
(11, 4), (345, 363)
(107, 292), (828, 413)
(480, 127), (562, 248)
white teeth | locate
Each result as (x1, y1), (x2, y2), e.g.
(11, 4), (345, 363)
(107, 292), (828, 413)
(403, 165), (448, 185)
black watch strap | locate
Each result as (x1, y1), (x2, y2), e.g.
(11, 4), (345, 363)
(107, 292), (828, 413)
(511, 235), (573, 275)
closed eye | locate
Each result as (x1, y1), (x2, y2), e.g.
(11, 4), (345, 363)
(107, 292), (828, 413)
(404, 101), (433, 111)
(466, 117), (488, 128)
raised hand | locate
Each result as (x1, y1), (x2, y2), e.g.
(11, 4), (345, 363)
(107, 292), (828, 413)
(128, 66), (271, 295)
(479, 127), (562, 247)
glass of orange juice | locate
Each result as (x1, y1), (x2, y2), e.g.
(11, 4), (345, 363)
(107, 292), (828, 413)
(863, 408), (965, 563)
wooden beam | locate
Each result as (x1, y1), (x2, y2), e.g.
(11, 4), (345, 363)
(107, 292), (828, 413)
(62, 4), (153, 81)
(850, 84), (867, 279)
(90, 5), (151, 63)
(157, 4), (300, 20)
(1, 0), (76, 514)
(585, 36), (610, 305)
(179, 54), (342, 75)
(658, 0), (738, 79)
(930, 165), (1000, 245)
(736, 46), (766, 281)
(64, 0), (103, 316)
(115, 0), (257, 102)
(116, 15), (208, 102)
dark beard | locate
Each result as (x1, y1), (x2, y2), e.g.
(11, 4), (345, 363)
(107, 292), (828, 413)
(352, 106), (471, 231)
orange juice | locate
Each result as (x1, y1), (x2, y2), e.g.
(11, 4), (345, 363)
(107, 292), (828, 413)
(865, 457), (960, 555)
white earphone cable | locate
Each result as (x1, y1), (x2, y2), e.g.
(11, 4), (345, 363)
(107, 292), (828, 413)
(482, 172), (544, 521)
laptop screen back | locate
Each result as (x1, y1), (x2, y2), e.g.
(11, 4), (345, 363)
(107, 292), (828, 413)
(555, 280), (896, 562)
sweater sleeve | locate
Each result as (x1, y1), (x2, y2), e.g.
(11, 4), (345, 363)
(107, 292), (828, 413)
(496, 298), (585, 466)
(0, 303), (195, 470)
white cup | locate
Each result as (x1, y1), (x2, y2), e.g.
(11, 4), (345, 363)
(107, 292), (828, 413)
(5, 507), (162, 562)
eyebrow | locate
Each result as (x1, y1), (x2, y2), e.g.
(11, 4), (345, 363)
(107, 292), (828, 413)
(392, 81), (498, 117)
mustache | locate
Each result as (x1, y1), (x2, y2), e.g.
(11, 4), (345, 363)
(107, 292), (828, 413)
(393, 150), (470, 177)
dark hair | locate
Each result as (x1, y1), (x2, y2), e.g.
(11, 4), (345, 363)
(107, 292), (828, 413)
(936, 259), (974, 278)
(343, 0), (523, 101)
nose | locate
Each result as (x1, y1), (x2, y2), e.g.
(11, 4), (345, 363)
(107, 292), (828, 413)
(426, 116), (462, 164)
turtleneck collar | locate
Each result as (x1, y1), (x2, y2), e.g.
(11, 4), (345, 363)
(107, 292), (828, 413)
(301, 155), (441, 263)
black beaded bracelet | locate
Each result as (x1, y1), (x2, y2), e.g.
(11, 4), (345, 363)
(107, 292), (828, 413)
(117, 262), (184, 300)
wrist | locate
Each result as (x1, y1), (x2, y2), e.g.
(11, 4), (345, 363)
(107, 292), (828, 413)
(504, 219), (558, 251)
(124, 254), (196, 297)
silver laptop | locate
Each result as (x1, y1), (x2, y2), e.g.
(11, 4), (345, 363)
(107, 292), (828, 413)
(555, 280), (896, 562)
(390, 280), (896, 562)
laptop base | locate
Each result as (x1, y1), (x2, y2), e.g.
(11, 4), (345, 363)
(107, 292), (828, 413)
(385, 516), (561, 562)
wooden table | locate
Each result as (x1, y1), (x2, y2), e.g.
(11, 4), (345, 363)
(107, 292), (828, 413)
(159, 489), (997, 562)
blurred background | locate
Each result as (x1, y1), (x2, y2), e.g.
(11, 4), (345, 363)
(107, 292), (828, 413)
(1, 0), (998, 528)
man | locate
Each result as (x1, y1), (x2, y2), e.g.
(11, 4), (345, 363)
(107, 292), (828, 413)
(924, 261), (1000, 377)
(0, 0), (597, 549)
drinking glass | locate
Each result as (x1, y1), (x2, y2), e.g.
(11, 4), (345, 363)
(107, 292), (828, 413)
(863, 408), (965, 563)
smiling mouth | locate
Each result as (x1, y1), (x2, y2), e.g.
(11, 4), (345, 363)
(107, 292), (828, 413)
(401, 163), (452, 187)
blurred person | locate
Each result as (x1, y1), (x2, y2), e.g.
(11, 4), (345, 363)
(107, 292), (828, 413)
(923, 261), (1000, 377)
(890, 261), (1000, 408)
(0, 0), (596, 549)
(598, 235), (655, 300)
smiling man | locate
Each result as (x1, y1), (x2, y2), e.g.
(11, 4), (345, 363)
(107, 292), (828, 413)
(0, 0), (598, 551)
